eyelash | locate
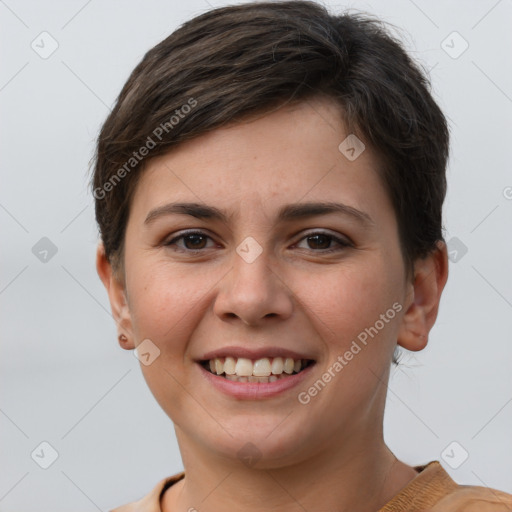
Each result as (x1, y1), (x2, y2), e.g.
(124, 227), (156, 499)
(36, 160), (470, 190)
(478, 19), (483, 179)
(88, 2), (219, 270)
(164, 229), (352, 254)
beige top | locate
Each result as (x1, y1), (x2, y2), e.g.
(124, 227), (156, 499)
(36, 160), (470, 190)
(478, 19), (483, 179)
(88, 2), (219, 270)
(111, 460), (512, 512)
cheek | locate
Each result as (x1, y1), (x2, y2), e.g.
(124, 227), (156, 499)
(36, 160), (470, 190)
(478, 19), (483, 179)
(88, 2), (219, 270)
(294, 257), (402, 351)
(127, 263), (211, 344)
(126, 265), (212, 422)
(292, 261), (403, 424)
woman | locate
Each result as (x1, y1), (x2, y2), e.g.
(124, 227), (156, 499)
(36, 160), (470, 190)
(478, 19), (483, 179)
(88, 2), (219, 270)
(91, 1), (512, 510)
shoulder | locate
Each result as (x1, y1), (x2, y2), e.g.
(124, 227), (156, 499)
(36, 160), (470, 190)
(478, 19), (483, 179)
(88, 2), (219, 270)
(110, 472), (185, 512)
(380, 461), (512, 512)
(428, 484), (512, 511)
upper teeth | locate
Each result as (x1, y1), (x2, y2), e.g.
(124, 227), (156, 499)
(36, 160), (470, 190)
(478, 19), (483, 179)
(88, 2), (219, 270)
(208, 357), (304, 377)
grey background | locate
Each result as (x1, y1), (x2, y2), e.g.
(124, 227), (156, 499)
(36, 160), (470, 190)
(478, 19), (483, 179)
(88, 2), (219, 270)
(1, 0), (511, 510)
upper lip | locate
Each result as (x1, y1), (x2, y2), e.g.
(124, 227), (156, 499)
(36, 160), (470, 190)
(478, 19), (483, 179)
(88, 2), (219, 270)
(198, 346), (315, 361)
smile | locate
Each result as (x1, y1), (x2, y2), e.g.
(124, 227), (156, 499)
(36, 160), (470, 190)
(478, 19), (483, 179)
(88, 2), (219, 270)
(201, 356), (314, 383)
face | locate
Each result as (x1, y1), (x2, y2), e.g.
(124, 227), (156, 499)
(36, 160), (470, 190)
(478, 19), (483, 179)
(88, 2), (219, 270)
(99, 96), (443, 468)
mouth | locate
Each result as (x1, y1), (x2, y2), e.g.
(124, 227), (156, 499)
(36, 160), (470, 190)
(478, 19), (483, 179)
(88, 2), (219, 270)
(199, 356), (315, 384)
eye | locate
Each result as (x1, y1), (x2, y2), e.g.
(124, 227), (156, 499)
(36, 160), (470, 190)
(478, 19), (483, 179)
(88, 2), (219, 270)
(163, 229), (351, 254)
(294, 231), (351, 253)
(164, 230), (217, 252)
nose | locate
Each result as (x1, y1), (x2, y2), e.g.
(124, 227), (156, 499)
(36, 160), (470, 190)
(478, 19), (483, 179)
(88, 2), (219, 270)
(213, 247), (294, 327)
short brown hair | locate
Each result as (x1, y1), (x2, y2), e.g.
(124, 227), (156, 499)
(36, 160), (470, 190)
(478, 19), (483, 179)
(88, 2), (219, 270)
(91, 0), (449, 296)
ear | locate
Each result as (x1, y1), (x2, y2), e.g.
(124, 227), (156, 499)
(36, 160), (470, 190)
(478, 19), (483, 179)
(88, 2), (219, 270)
(96, 242), (135, 350)
(397, 240), (449, 351)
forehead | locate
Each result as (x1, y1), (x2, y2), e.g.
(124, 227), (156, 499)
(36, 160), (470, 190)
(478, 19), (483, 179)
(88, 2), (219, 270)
(129, 97), (392, 224)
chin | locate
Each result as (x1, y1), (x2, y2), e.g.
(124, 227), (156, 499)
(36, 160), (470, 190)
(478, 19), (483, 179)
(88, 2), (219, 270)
(191, 416), (316, 468)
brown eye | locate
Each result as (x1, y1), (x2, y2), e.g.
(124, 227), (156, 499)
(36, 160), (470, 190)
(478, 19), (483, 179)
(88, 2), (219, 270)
(164, 231), (216, 252)
(306, 234), (332, 250)
(182, 234), (208, 249)
(295, 231), (351, 253)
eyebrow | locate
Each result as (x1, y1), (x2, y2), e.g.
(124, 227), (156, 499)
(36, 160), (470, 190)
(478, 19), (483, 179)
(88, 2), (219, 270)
(144, 201), (375, 227)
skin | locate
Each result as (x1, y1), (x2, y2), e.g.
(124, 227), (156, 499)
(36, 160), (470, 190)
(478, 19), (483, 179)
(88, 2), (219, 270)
(97, 96), (448, 512)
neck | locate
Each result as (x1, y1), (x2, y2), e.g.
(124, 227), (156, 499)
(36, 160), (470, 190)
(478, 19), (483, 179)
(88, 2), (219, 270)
(162, 426), (418, 512)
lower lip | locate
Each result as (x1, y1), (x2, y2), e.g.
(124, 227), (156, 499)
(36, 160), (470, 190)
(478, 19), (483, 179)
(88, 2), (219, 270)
(197, 362), (315, 400)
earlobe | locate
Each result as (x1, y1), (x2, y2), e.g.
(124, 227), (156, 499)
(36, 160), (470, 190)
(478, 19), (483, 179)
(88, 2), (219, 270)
(95, 242), (135, 350)
(397, 241), (449, 352)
